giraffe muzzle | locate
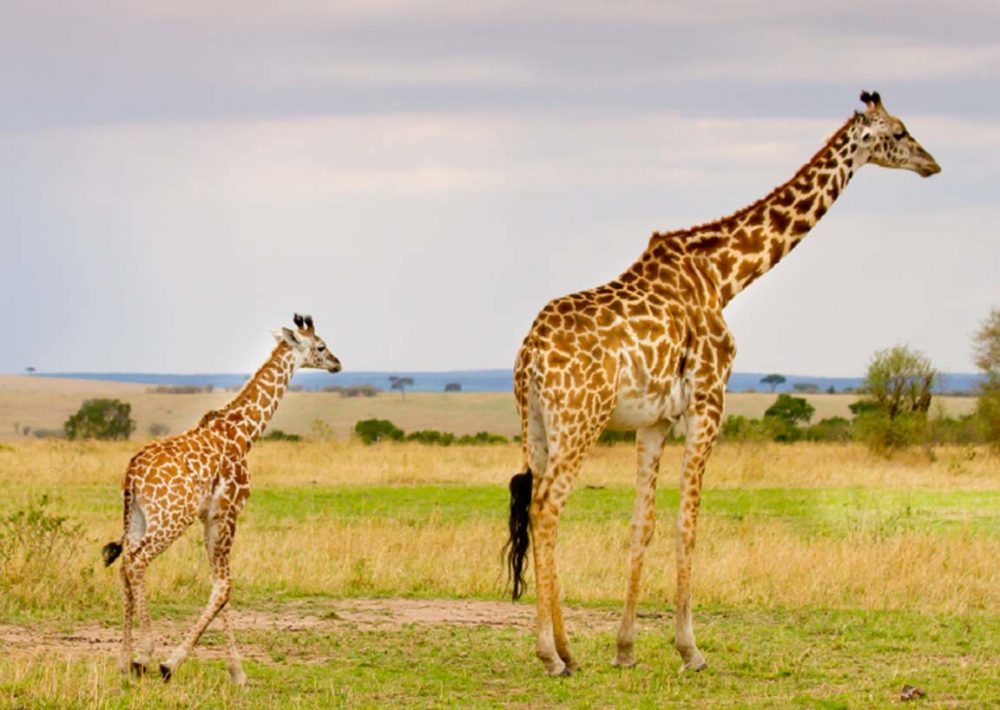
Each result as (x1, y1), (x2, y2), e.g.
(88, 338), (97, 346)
(915, 148), (941, 177)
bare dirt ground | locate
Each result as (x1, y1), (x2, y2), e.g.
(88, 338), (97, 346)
(1, 599), (641, 663)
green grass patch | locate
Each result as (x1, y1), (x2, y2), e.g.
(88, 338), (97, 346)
(2, 606), (997, 708)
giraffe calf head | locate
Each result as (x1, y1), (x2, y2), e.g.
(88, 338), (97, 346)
(856, 90), (941, 178)
(275, 313), (342, 373)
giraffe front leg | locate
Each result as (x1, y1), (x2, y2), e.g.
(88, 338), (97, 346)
(219, 605), (247, 686)
(674, 390), (723, 672)
(614, 423), (670, 668)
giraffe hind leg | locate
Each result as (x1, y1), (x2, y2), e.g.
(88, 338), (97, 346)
(127, 514), (189, 673)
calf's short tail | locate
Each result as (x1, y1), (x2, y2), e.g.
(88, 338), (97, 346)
(101, 541), (123, 567)
(505, 469), (533, 600)
(102, 488), (131, 567)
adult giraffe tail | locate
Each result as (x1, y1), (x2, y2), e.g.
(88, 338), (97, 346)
(506, 468), (533, 600)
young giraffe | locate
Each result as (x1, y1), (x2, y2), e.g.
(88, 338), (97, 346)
(102, 314), (341, 684)
(506, 92), (940, 676)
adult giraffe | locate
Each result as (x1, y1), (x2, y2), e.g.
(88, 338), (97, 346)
(506, 92), (940, 676)
(102, 314), (341, 684)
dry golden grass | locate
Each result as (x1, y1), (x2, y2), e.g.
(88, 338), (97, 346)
(1, 439), (998, 623)
(3, 438), (995, 490)
(0, 374), (978, 442)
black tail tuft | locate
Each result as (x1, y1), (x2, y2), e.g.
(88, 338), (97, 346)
(101, 541), (123, 567)
(505, 469), (533, 600)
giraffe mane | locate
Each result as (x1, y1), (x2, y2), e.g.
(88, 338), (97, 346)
(647, 114), (858, 247)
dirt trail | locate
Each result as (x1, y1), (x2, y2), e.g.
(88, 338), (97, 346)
(1, 598), (661, 662)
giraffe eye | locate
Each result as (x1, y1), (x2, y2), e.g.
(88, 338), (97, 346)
(318, 345), (326, 352)
(893, 130), (908, 141)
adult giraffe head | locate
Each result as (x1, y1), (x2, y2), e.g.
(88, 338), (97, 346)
(855, 90), (940, 177)
(274, 313), (342, 372)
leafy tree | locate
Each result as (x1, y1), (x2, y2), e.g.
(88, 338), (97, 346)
(972, 307), (1000, 446)
(764, 394), (815, 425)
(973, 307), (1000, 376)
(760, 373), (786, 393)
(64, 399), (135, 441)
(863, 345), (936, 418)
(853, 345), (936, 451)
(388, 376), (415, 400)
(25, 366), (36, 375)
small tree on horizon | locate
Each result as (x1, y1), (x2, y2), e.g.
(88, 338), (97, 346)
(388, 376), (415, 400)
(760, 373), (786, 393)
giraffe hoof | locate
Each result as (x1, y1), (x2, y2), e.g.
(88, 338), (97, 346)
(159, 664), (172, 682)
(612, 655), (636, 669)
(130, 661), (148, 677)
(546, 662), (574, 677)
(681, 654), (708, 673)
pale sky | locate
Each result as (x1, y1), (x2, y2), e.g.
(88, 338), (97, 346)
(2, 1), (997, 376)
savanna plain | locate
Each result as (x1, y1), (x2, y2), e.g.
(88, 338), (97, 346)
(0, 381), (998, 708)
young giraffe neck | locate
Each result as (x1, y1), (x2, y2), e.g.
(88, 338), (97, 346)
(640, 114), (863, 306)
(201, 342), (299, 454)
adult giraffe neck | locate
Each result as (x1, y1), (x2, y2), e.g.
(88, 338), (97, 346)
(635, 114), (863, 307)
(201, 342), (299, 454)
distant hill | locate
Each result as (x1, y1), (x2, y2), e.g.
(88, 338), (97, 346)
(30, 369), (983, 395)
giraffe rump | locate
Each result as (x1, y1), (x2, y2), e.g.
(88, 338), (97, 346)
(505, 469), (533, 600)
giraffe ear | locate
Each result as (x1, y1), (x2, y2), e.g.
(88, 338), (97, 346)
(274, 327), (303, 348)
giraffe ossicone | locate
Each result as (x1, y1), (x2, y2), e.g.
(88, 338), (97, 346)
(102, 314), (340, 684)
(505, 91), (940, 676)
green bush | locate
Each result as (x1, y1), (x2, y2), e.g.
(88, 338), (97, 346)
(354, 419), (405, 445)
(975, 387), (1000, 447)
(0, 496), (86, 612)
(64, 399), (135, 441)
(356, 420), (507, 446)
(262, 429), (302, 442)
(804, 416), (853, 442)
(406, 430), (457, 446)
(456, 431), (508, 445)
(854, 411), (928, 452)
(597, 429), (637, 445)
(927, 414), (981, 445)
(721, 415), (783, 443)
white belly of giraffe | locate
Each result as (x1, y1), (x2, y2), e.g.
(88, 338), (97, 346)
(606, 379), (688, 431)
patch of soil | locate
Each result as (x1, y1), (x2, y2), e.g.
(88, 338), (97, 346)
(1, 599), (649, 662)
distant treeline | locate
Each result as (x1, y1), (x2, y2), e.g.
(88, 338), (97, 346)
(147, 385), (216, 394)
